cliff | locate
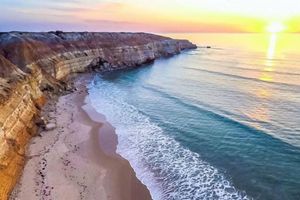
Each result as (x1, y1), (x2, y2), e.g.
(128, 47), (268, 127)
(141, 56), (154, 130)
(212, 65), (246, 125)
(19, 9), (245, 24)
(0, 32), (196, 199)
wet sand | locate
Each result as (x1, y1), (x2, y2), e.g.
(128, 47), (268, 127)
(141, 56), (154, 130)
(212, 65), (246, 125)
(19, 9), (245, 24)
(10, 75), (152, 200)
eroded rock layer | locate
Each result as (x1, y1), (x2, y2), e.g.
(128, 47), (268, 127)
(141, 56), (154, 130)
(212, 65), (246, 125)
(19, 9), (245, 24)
(0, 32), (196, 199)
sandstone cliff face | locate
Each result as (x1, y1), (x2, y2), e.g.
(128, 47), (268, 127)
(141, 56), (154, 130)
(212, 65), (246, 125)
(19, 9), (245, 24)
(0, 32), (196, 199)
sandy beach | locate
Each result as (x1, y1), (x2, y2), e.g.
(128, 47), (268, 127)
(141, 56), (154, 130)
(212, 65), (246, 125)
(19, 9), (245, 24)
(9, 75), (152, 200)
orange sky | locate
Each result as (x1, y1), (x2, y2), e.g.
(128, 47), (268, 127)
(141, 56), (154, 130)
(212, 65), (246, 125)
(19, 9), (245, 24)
(1, 0), (300, 32)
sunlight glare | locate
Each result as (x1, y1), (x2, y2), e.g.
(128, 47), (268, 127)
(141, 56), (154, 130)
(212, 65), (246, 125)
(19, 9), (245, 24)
(267, 34), (277, 60)
(267, 22), (285, 33)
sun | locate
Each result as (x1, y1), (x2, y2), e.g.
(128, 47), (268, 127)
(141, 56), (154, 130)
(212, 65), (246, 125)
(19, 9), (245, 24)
(267, 22), (286, 33)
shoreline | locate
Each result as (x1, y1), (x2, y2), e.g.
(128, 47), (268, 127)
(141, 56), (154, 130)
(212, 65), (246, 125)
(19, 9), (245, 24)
(10, 74), (152, 200)
(0, 32), (196, 199)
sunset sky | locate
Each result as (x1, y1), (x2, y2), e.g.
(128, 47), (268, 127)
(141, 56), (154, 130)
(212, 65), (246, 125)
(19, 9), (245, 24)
(1, 0), (300, 32)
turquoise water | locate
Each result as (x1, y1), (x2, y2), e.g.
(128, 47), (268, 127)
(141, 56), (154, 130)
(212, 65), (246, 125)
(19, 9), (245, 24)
(88, 34), (300, 200)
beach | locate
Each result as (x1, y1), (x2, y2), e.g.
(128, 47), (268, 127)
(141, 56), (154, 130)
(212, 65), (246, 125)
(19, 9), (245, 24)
(9, 74), (152, 200)
(0, 32), (194, 200)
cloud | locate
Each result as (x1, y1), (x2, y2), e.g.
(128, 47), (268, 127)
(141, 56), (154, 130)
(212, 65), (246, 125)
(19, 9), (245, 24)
(85, 19), (138, 25)
(3, 0), (296, 32)
(83, 19), (149, 31)
(46, 0), (81, 3)
(46, 6), (94, 13)
(97, 2), (126, 10)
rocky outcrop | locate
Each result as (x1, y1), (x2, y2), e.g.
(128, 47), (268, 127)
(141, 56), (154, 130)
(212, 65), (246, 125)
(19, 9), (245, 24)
(0, 31), (196, 199)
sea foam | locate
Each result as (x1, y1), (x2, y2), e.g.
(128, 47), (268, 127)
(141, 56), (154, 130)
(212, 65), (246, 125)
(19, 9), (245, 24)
(88, 76), (249, 200)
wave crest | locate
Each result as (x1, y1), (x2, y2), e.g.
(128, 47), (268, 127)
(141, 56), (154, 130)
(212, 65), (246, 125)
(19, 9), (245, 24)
(88, 77), (249, 200)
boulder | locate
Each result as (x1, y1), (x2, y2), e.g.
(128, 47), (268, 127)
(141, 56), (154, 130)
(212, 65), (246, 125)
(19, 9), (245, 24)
(45, 123), (56, 131)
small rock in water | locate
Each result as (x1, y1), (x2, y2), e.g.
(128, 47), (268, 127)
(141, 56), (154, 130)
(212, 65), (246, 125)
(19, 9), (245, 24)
(45, 123), (56, 131)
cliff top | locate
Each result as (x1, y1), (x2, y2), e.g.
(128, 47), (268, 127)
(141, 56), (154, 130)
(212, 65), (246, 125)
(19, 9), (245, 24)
(0, 31), (196, 102)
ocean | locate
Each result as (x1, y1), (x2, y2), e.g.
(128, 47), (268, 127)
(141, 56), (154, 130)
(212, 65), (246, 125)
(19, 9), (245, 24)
(88, 33), (300, 200)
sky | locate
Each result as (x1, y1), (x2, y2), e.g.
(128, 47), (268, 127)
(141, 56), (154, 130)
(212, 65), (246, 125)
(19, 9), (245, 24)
(1, 0), (300, 33)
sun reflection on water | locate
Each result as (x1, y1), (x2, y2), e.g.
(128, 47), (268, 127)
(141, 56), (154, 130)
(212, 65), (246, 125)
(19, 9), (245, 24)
(252, 33), (280, 125)
(267, 34), (277, 60)
(260, 33), (279, 82)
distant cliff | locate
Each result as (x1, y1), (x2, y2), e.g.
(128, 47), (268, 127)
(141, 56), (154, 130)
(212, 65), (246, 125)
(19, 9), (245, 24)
(0, 31), (196, 199)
